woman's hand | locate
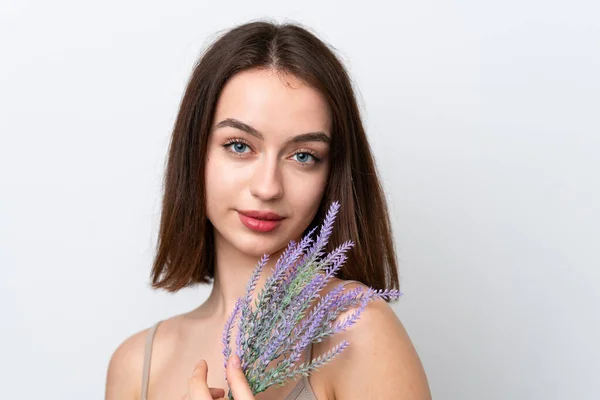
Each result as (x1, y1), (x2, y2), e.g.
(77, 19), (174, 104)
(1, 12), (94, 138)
(182, 355), (256, 400)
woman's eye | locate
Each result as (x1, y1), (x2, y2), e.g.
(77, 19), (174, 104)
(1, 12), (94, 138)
(224, 141), (250, 154)
(292, 152), (317, 164)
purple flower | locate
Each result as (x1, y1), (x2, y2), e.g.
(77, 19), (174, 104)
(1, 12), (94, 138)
(220, 200), (403, 398)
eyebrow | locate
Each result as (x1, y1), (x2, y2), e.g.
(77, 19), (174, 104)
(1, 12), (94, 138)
(212, 118), (331, 145)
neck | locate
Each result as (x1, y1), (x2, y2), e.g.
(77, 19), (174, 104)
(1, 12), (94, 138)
(202, 230), (293, 324)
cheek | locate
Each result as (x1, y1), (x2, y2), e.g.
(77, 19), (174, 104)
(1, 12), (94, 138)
(205, 152), (240, 194)
(204, 154), (231, 212)
(287, 174), (328, 212)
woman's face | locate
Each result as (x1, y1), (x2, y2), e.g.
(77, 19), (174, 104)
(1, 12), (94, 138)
(205, 68), (332, 258)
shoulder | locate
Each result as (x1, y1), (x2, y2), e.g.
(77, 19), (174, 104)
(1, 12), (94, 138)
(315, 280), (432, 399)
(105, 326), (150, 400)
(105, 318), (178, 400)
(105, 316), (187, 400)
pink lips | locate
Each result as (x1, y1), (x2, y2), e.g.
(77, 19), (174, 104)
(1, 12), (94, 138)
(237, 209), (283, 220)
(238, 211), (283, 232)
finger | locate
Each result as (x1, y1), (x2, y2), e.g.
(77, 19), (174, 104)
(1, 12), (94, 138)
(188, 360), (214, 400)
(184, 388), (224, 399)
(226, 355), (254, 399)
(209, 387), (226, 398)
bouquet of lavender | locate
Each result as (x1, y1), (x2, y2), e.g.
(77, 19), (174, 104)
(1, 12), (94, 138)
(221, 201), (402, 399)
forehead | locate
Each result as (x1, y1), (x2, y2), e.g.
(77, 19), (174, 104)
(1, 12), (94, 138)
(212, 69), (332, 137)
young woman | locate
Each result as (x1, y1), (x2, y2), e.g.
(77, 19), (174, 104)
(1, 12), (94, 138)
(105, 21), (432, 400)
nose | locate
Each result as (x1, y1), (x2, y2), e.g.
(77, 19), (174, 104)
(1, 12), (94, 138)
(249, 154), (283, 201)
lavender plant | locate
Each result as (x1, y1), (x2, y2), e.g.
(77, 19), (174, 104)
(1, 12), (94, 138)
(221, 200), (402, 399)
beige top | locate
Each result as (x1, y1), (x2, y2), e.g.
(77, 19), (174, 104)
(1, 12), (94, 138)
(141, 280), (360, 400)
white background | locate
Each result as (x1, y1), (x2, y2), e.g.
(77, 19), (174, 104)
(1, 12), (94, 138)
(1, 1), (598, 399)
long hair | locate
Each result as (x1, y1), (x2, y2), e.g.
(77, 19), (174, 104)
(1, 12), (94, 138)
(150, 20), (400, 300)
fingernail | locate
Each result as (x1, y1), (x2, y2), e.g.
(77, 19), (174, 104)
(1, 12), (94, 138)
(230, 355), (241, 368)
(193, 360), (204, 371)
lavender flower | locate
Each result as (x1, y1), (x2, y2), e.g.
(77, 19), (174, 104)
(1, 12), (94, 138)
(220, 201), (403, 399)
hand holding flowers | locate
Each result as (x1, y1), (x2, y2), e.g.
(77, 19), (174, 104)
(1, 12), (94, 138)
(183, 356), (255, 400)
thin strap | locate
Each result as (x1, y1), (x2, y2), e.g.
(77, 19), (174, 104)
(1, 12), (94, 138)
(141, 321), (162, 400)
(340, 279), (361, 288)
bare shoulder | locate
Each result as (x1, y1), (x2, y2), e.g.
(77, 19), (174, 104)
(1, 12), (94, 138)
(315, 280), (432, 400)
(104, 317), (180, 400)
(105, 326), (150, 400)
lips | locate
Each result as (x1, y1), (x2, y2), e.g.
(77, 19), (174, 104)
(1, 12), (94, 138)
(237, 210), (284, 221)
(238, 212), (283, 232)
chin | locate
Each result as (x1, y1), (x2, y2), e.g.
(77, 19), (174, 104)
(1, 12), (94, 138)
(233, 234), (287, 259)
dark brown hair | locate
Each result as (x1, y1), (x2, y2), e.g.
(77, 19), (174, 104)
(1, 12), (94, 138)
(150, 20), (400, 300)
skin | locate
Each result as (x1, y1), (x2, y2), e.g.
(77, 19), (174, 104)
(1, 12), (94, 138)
(187, 68), (333, 399)
(202, 67), (332, 325)
(105, 67), (432, 400)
